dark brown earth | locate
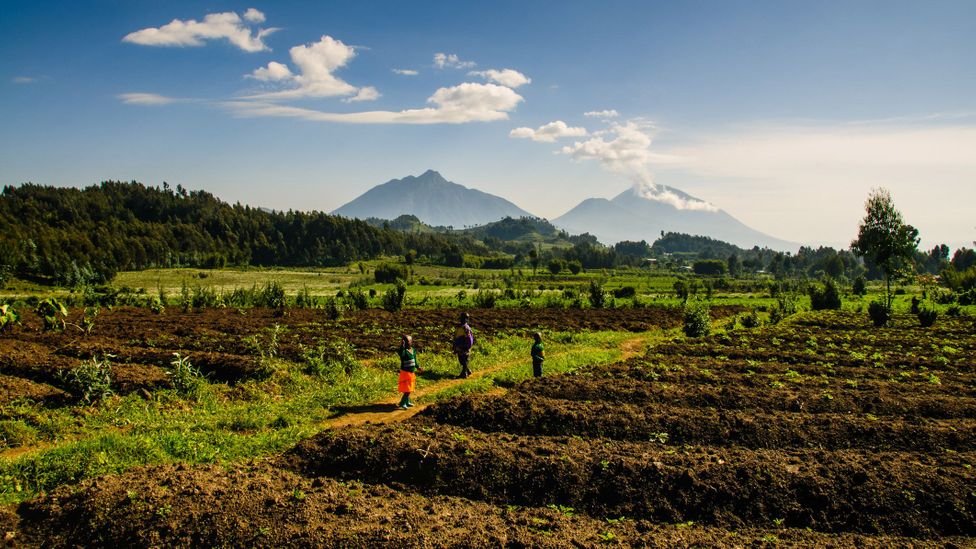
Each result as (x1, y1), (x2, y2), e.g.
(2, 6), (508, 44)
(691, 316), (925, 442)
(1, 309), (974, 547)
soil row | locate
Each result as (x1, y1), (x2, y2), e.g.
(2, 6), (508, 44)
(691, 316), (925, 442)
(8, 461), (960, 548)
(283, 424), (976, 538)
(519, 373), (976, 419)
(423, 393), (976, 452)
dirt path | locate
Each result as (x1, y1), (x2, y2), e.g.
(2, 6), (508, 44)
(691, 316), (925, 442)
(322, 335), (649, 429)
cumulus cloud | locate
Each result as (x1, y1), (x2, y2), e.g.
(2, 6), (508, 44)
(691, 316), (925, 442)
(248, 61), (293, 82)
(469, 69), (531, 88)
(433, 53), (475, 69)
(510, 120), (587, 142)
(246, 35), (361, 99)
(343, 86), (381, 103)
(584, 109), (619, 118)
(224, 82), (522, 124)
(392, 68), (419, 76)
(560, 120), (716, 211)
(123, 9), (277, 52)
(117, 92), (182, 106)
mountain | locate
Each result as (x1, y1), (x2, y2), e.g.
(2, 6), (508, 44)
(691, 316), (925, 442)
(332, 170), (534, 228)
(553, 185), (797, 251)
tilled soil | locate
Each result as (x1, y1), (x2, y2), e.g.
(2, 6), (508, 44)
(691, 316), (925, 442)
(7, 461), (964, 548)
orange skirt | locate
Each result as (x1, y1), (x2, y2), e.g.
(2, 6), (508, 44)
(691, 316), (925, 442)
(398, 370), (416, 393)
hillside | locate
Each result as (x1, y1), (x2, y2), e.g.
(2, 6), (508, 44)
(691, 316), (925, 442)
(332, 170), (534, 228)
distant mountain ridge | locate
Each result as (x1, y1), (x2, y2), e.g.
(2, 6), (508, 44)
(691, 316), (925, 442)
(332, 170), (533, 228)
(553, 185), (797, 251)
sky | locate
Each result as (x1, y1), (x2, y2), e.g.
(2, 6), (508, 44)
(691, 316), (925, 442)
(1, 0), (974, 250)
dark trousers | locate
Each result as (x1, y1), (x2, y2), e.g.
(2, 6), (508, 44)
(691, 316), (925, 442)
(533, 359), (543, 378)
(457, 353), (471, 378)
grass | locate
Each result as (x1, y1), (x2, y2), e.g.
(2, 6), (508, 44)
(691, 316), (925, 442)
(0, 329), (636, 505)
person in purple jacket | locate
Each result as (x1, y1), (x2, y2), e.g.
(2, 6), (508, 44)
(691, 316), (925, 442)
(452, 312), (474, 378)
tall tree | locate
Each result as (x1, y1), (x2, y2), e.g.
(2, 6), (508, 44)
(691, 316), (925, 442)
(851, 188), (919, 310)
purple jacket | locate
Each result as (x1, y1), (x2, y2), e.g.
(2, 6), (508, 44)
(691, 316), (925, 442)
(452, 323), (474, 354)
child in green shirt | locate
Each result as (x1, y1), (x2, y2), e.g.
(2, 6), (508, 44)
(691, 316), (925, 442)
(531, 332), (544, 378)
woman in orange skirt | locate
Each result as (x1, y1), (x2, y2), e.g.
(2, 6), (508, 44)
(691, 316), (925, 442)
(396, 335), (421, 409)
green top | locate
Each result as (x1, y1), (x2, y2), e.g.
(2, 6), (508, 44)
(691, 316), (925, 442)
(531, 342), (545, 362)
(397, 347), (418, 372)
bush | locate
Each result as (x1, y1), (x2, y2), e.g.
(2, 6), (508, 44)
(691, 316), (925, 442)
(917, 306), (938, 327)
(303, 340), (359, 380)
(959, 288), (976, 306)
(809, 278), (842, 310)
(547, 259), (563, 275)
(868, 301), (890, 327)
(682, 303), (711, 338)
(566, 260), (582, 275)
(612, 286), (636, 299)
(57, 356), (113, 404)
(741, 310), (762, 328)
(472, 290), (497, 308)
(852, 275), (867, 296)
(345, 289), (369, 310)
(588, 280), (607, 309)
(375, 263), (408, 284)
(324, 297), (344, 320)
(693, 259), (727, 276)
(255, 281), (286, 309)
(382, 281), (407, 312)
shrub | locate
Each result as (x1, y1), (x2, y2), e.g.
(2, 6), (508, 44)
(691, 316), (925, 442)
(917, 306), (938, 327)
(673, 280), (690, 303)
(547, 259), (563, 275)
(693, 259), (727, 276)
(741, 310), (762, 328)
(612, 286), (636, 299)
(682, 303), (711, 338)
(769, 295), (798, 325)
(324, 297), (344, 320)
(303, 340), (359, 380)
(472, 290), (497, 308)
(809, 278), (842, 310)
(868, 301), (890, 327)
(588, 280), (607, 309)
(374, 263), (408, 284)
(295, 286), (316, 308)
(255, 281), (286, 309)
(947, 304), (962, 317)
(57, 356), (113, 404)
(191, 285), (219, 308)
(852, 276), (867, 296)
(382, 281), (407, 312)
(566, 260), (582, 275)
(959, 288), (976, 306)
(345, 289), (369, 310)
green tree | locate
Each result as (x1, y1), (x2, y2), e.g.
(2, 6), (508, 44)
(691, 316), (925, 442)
(851, 188), (919, 311)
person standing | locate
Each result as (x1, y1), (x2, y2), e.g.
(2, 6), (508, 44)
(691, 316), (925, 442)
(452, 312), (474, 378)
(396, 335), (420, 409)
(531, 332), (545, 378)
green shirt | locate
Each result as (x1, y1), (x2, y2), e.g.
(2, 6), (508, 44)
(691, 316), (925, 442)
(397, 347), (418, 372)
(531, 342), (545, 362)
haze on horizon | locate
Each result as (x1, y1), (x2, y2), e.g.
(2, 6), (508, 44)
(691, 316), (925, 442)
(1, 1), (974, 251)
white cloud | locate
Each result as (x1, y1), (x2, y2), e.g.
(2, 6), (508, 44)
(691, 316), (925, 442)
(433, 52), (475, 69)
(246, 35), (360, 99)
(469, 69), (531, 88)
(12, 76), (36, 84)
(584, 109), (619, 118)
(123, 10), (277, 52)
(224, 82), (522, 124)
(510, 120), (587, 142)
(560, 120), (716, 211)
(117, 92), (181, 106)
(343, 86), (381, 103)
(392, 68), (419, 76)
(248, 61), (293, 81)
(243, 8), (266, 23)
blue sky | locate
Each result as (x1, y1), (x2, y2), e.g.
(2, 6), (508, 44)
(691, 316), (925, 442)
(2, 1), (974, 249)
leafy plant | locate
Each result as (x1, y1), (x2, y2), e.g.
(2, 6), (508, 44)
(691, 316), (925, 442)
(682, 303), (710, 338)
(381, 280), (407, 312)
(472, 289), (497, 308)
(57, 355), (113, 404)
(868, 301), (890, 327)
(302, 339), (359, 379)
(588, 280), (607, 309)
(35, 298), (68, 332)
(166, 352), (205, 395)
(808, 278), (842, 310)
(917, 306), (938, 327)
(345, 289), (369, 310)
(851, 187), (919, 310)
(0, 304), (18, 333)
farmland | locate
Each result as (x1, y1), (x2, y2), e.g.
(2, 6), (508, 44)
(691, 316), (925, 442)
(0, 277), (972, 546)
